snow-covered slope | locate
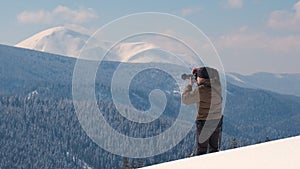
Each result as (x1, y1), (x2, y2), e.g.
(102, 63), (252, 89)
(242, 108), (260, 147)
(15, 26), (91, 57)
(226, 72), (300, 97)
(15, 26), (159, 61)
(143, 136), (300, 169)
(111, 42), (158, 62)
(0, 44), (75, 95)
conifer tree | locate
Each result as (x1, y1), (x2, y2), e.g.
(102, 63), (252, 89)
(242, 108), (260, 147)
(232, 138), (238, 148)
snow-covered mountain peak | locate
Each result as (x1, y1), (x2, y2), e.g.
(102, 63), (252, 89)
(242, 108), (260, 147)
(15, 26), (91, 58)
(15, 26), (159, 61)
(109, 41), (157, 62)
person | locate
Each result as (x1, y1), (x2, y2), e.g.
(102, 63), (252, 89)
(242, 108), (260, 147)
(182, 67), (223, 155)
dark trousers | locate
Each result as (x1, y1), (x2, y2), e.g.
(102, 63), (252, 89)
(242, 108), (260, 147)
(196, 117), (223, 155)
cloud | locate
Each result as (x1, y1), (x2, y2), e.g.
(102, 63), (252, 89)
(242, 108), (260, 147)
(223, 0), (243, 9)
(212, 27), (300, 73)
(17, 5), (98, 24)
(268, 1), (300, 32)
(216, 28), (300, 55)
(180, 7), (202, 16)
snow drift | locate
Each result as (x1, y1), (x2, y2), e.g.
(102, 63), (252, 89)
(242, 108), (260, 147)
(143, 136), (300, 169)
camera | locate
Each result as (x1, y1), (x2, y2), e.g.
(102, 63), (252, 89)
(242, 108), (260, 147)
(181, 73), (197, 81)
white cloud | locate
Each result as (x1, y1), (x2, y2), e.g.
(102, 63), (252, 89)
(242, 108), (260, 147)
(210, 27), (300, 74)
(180, 7), (202, 16)
(268, 1), (300, 32)
(225, 0), (243, 9)
(216, 29), (300, 55)
(17, 5), (98, 24)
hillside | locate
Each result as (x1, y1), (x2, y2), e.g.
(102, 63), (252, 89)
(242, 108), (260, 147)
(227, 72), (300, 97)
(0, 44), (300, 168)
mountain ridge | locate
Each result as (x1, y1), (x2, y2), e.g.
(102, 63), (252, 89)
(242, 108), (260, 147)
(3, 43), (300, 97)
(226, 71), (300, 97)
(14, 26), (159, 62)
(1, 44), (300, 168)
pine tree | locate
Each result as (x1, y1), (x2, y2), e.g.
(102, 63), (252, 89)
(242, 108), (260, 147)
(265, 136), (270, 142)
(130, 159), (135, 169)
(232, 138), (238, 148)
(137, 159), (144, 168)
(257, 138), (262, 144)
(123, 157), (128, 169)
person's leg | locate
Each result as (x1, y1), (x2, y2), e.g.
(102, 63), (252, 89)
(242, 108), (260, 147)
(198, 139), (209, 155)
(208, 118), (223, 153)
(208, 127), (221, 153)
(196, 120), (209, 155)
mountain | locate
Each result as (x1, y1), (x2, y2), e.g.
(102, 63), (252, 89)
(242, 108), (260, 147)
(16, 26), (300, 95)
(0, 44), (75, 95)
(223, 83), (300, 144)
(227, 72), (300, 97)
(15, 26), (159, 62)
(2, 44), (300, 140)
(1, 44), (300, 168)
(15, 26), (91, 58)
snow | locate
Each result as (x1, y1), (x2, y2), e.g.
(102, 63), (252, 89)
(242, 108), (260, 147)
(15, 26), (158, 62)
(112, 42), (157, 62)
(225, 89), (233, 95)
(26, 90), (38, 100)
(15, 26), (90, 58)
(142, 136), (300, 169)
(173, 90), (180, 95)
(275, 73), (284, 78)
(16, 26), (65, 48)
(226, 73), (245, 83)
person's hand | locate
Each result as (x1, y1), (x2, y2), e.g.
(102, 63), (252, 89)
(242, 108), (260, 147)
(189, 76), (194, 86)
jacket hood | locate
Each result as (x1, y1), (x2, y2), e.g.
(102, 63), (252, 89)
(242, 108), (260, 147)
(198, 79), (211, 87)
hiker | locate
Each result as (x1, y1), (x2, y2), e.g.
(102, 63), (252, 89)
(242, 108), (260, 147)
(182, 67), (223, 155)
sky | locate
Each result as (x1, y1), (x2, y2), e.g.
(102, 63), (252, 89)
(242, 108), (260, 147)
(0, 0), (299, 75)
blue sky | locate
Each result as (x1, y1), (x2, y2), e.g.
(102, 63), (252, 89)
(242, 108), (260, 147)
(1, 0), (299, 74)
